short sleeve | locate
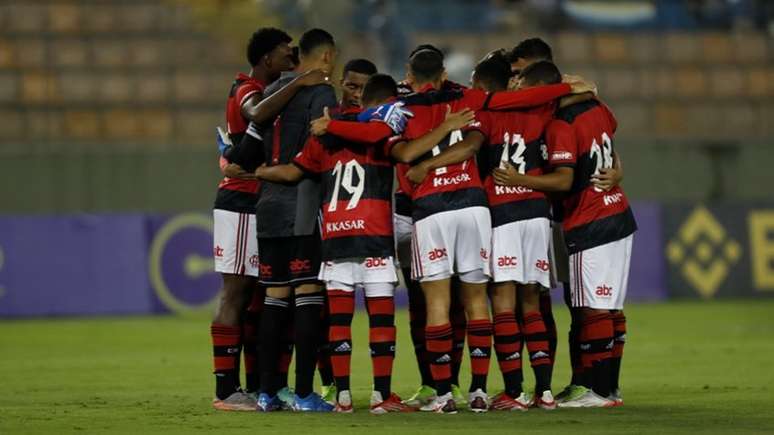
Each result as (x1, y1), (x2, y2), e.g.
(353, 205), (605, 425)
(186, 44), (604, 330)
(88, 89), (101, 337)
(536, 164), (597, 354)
(292, 136), (324, 174)
(236, 81), (264, 109)
(546, 119), (577, 167)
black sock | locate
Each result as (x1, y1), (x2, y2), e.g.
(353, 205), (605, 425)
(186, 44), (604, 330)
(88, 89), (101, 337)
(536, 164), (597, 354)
(294, 292), (325, 398)
(592, 359), (612, 398)
(533, 365), (552, 394)
(406, 270), (434, 387)
(215, 372), (240, 400)
(258, 296), (290, 396)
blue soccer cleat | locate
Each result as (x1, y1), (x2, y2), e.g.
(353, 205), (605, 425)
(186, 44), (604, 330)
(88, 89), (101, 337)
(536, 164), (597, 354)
(292, 392), (335, 412)
(256, 393), (283, 412)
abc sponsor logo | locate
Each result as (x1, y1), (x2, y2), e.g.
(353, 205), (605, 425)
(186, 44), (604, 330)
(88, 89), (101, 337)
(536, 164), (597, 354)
(498, 256), (518, 267)
(595, 285), (613, 297)
(289, 258), (312, 274)
(428, 248), (448, 261)
(535, 259), (550, 271)
(365, 257), (388, 268)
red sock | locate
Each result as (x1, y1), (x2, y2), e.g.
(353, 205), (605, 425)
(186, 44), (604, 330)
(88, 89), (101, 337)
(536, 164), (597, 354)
(366, 296), (396, 398)
(579, 312), (614, 369)
(328, 289), (354, 392)
(243, 288), (264, 392)
(467, 319), (492, 392)
(523, 311), (551, 367)
(426, 323), (453, 395)
(493, 312), (522, 373)
(580, 312), (614, 396)
(523, 310), (552, 394)
(211, 323), (241, 399)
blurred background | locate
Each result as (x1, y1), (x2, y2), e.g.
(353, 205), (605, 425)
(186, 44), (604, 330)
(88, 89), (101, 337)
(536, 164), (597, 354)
(0, 0), (772, 317)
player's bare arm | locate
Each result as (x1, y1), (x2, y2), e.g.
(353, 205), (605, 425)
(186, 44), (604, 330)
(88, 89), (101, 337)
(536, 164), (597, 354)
(405, 131), (485, 184)
(242, 69), (330, 125)
(391, 106), (475, 163)
(493, 163), (573, 192)
(591, 150), (623, 191)
(254, 163), (304, 183)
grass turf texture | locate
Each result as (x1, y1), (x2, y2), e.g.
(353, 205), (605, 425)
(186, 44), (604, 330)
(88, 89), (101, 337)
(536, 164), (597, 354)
(1, 300), (773, 434)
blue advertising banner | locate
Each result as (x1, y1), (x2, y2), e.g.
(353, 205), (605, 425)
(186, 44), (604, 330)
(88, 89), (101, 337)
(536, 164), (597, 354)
(0, 202), (668, 317)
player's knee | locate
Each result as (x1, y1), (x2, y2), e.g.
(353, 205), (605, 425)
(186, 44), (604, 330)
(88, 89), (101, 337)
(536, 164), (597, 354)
(266, 286), (292, 299)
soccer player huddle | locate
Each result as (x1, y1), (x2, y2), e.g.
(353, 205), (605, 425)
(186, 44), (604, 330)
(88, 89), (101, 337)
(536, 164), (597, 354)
(208, 27), (636, 414)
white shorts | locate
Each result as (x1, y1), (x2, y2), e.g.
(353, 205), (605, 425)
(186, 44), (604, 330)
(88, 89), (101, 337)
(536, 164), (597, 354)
(411, 207), (492, 283)
(394, 213), (413, 269)
(213, 209), (259, 277)
(549, 220), (570, 287)
(569, 234), (633, 310)
(319, 257), (398, 298)
(491, 218), (551, 288)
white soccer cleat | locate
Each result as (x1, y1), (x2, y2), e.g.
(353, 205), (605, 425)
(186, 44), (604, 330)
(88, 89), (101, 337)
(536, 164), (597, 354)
(557, 390), (616, 408)
(212, 390), (257, 411)
(334, 390), (354, 413)
(468, 389), (489, 413)
(533, 390), (557, 410)
(608, 388), (624, 407)
(419, 392), (458, 414)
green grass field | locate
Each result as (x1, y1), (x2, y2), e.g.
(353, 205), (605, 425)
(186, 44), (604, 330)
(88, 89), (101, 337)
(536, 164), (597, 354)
(1, 300), (773, 434)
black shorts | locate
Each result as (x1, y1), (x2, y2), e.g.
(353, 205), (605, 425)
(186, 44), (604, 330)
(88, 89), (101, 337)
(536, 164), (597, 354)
(258, 234), (322, 286)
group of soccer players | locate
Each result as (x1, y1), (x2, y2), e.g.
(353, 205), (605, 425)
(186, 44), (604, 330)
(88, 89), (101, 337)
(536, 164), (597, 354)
(208, 26), (636, 415)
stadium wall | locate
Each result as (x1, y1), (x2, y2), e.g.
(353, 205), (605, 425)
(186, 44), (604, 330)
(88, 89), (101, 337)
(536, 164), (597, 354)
(6, 201), (761, 318)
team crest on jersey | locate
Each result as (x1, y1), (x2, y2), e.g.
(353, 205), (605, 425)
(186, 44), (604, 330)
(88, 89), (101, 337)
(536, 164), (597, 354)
(249, 255), (259, 267)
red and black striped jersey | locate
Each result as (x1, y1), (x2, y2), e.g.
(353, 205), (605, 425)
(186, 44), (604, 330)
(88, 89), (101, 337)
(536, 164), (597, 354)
(546, 99), (637, 254)
(226, 73), (265, 145)
(392, 86), (489, 221)
(475, 105), (555, 227)
(293, 113), (395, 261)
(214, 74), (265, 212)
